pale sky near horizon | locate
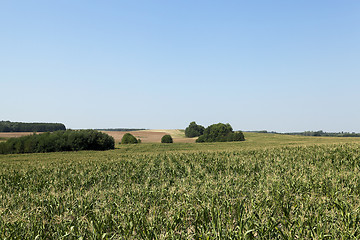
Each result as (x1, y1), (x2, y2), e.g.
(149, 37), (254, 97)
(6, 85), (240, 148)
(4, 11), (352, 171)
(1, 1), (359, 132)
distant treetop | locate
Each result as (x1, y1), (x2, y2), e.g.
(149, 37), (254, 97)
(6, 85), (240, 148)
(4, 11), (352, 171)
(0, 121), (66, 132)
(250, 130), (360, 137)
(196, 123), (245, 143)
(185, 121), (205, 138)
(161, 134), (173, 143)
(121, 133), (139, 144)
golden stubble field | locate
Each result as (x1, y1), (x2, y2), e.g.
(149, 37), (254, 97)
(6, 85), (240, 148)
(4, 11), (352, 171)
(103, 129), (196, 143)
(0, 129), (197, 143)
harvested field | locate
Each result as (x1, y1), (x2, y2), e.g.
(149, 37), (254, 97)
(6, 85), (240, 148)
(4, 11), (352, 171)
(103, 129), (196, 143)
(0, 132), (34, 139)
(0, 130), (196, 143)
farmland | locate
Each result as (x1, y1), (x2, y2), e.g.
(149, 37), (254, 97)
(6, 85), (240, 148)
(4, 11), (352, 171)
(1, 132), (360, 239)
(104, 129), (194, 143)
(0, 129), (193, 144)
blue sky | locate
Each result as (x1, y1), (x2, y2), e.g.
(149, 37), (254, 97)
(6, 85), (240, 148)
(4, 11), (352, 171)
(1, 1), (359, 132)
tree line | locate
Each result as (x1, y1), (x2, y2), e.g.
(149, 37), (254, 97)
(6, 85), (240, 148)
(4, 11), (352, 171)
(0, 130), (114, 154)
(285, 130), (360, 137)
(252, 130), (360, 137)
(0, 121), (66, 132)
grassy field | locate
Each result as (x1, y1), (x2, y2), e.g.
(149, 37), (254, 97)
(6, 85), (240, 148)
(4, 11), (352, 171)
(1, 133), (360, 239)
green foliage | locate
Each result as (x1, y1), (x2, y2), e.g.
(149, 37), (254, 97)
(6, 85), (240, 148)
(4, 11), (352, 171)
(185, 121), (205, 137)
(254, 130), (360, 137)
(121, 133), (138, 144)
(196, 123), (245, 142)
(1, 143), (360, 238)
(0, 130), (114, 154)
(287, 130), (360, 137)
(0, 121), (66, 132)
(161, 134), (173, 143)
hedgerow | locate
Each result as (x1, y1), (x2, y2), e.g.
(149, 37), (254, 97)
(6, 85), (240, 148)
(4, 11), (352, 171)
(0, 130), (114, 154)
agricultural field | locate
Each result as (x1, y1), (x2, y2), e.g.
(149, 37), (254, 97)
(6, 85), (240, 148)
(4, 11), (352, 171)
(103, 129), (193, 143)
(1, 132), (360, 239)
(0, 129), (192, 144)
(0, 132), (33, 140)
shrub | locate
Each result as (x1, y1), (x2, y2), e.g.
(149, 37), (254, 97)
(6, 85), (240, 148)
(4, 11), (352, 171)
(185, 121), (205, 138)
(0, 130), (115, 154)
(121, 133), (138, 144)
(196, 123), (245, 143)
(161, 135), (173, 143)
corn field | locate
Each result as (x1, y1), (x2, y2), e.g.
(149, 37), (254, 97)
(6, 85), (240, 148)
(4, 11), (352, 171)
(1, 142), (360, 239)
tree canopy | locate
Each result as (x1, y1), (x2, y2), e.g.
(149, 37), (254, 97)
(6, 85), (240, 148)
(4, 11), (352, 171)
(196, 123), (245, 143)
(161, 135), (173, 143)
(0, 130), (114, 154)
(185, 121), (205, 138)
(0, 121), (66, 132)
(121, 133), (139, 144)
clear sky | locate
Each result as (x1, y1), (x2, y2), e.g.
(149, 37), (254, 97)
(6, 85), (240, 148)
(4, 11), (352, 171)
(1, 1), (359, 132)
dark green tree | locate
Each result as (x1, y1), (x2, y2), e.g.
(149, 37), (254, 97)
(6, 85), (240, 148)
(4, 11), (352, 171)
(161, 135), (173, 143)
(0, 130), (114, 154)
(0, 121), (66, 132)
(185, 121), (205, 138)
(196, 123), (245, 143)
(121, 133), (138, 144)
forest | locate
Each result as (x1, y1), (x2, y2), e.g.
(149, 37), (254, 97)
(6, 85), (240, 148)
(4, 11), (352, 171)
(0, 121), (66, 132)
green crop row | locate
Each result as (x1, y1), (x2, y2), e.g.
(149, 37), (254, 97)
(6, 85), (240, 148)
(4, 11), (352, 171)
(1, 142), (360, 239)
